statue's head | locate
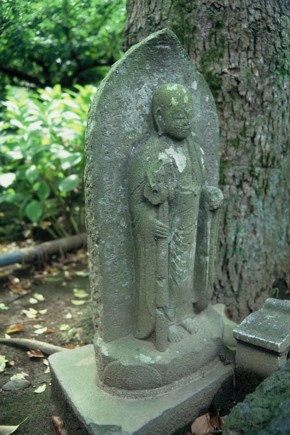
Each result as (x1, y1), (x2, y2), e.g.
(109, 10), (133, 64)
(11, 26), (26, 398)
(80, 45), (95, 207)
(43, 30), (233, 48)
(152, 84), (193, 140)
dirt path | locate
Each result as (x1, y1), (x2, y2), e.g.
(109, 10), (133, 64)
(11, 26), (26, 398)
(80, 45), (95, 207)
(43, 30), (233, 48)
(0, 250), (92, 434)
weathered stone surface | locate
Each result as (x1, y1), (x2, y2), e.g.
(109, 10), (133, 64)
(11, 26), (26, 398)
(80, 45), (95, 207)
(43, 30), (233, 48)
(234, 298), (290, 377)
(49, 345), (232, 435)
(85, 28), (224, 390)
(2, 379), (30, 391)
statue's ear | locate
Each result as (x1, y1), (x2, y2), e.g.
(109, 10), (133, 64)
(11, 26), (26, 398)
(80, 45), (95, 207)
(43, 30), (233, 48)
(155, 108), (164, 136)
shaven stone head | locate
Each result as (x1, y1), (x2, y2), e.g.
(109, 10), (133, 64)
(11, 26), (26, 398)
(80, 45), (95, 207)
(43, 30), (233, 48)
(152, 83), (193, 141)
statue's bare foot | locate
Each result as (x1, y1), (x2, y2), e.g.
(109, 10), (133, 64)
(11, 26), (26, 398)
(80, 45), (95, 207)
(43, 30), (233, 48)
(181, 317), (198, 335)
(168, 325), (184, 343)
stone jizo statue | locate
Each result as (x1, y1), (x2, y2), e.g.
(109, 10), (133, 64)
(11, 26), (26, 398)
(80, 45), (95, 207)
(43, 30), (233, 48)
(129, 83), (223, 351)
(85, 28), (226, 391)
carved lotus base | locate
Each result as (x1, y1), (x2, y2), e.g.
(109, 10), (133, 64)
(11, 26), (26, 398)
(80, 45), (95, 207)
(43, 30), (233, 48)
(94, 305), (224, 393)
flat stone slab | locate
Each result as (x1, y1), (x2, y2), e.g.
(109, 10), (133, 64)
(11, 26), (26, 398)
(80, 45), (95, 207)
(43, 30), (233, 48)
(49, 345), (232, 435)
(234, 298), (290, 353)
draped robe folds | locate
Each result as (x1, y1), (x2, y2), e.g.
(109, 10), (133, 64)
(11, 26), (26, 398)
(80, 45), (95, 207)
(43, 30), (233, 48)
(129, 133), (204, 339)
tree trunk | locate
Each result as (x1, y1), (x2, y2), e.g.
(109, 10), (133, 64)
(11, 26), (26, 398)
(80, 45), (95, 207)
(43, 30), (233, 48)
(125, 0), (290, 320)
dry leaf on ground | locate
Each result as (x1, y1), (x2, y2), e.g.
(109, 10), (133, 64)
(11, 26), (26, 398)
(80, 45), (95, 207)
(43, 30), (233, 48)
(27, 350), (44, 359)
(5, 324), (26, 334)
(51, 416), (68, 435)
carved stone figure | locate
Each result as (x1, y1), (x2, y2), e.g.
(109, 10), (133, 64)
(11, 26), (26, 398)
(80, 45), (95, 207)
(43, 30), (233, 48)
(84, 28), (226, 391)
(129, 83), (223, 351)
(49, 30), (233, 435)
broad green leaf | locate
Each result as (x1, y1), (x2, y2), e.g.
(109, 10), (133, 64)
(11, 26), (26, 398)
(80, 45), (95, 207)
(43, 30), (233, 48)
(37, 181), (50, 201)
(0, 173), (16, 188)
(61, 153), (82, 170)
(25, 200), (43, 223)
(25, 165), (39, 183)
(58, 175), (80, 193)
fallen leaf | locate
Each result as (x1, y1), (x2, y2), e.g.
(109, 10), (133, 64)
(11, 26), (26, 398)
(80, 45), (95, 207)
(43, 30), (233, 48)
(22, 308), (38, 319)
(34, 383), (47, 393)
(71, 299), (86, 305)
(190, 413), (211, 435)
(44, 366), (50, 374)
(43, 359), (49, 366)
(33, 292), (45, 302)
(27, 350), (44, 359)
(0, 355), (8, 372)
(51, 415), (68, 435)
(59, 324), (70, 331)
(0, 418), (28, 435)
(6, 324), (26, 334)
(34, 327), (48, 335)
(8, 276), (31, 295)
(64, 343), (81, 350)
(73, 288), (89, 299)
(10, 372), (29, 381)
(0, 424), (21, 435)
(75, 270), (89, 277)
(39, 309), (48, 315)
(29, 297), (39, 304)
(65, 313), (72, 319)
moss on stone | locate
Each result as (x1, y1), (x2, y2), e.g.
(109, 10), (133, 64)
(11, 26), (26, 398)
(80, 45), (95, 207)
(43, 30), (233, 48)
(224, 360), (290, 434)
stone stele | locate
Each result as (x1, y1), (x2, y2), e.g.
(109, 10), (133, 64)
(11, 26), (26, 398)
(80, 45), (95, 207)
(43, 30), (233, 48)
(49, 29), (232, 434)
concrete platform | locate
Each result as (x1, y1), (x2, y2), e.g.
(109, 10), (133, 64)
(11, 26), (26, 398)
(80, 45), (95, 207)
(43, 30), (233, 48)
(49, 345), (232, 434)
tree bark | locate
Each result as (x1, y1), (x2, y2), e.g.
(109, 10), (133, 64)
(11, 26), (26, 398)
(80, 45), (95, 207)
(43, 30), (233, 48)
(125, 0), (290, 320)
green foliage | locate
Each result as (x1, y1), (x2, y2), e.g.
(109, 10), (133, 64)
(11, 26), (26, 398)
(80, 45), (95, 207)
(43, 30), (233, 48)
(0, 0), (126, 92)
(0, 84), (96, 240)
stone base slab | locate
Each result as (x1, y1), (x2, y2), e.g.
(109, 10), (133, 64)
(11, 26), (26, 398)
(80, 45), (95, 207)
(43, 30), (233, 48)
(49, 345), (232, 435)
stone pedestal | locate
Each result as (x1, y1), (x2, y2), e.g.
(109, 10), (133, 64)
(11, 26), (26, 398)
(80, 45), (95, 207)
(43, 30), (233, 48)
(234, 298), (290, 378)
(49, 345), (232, 435)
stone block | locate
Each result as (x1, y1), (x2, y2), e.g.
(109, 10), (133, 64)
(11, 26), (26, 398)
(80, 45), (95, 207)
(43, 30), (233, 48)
(49, 345), (232, 435)
(234, 298), (290, 377)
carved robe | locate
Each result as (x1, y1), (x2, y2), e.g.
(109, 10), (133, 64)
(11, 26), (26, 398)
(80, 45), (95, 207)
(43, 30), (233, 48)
(129, 133), (204, 339)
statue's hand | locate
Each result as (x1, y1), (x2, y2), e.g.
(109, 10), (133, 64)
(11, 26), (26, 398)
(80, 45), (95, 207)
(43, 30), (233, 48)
(154, 219), (169, 239)
(202, 186), (223, 211)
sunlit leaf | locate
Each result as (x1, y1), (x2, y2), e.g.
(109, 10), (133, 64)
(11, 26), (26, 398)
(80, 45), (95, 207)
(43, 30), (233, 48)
(25, 165), (39, 183)
(58, 174), (80, 193)
(0, 303), (9, 311)
(0, 173), (16, 188)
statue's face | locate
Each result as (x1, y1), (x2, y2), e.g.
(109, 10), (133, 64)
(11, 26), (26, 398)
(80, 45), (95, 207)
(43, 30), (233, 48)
(160, 105), (192, 140)
(153, 86), (193, 141)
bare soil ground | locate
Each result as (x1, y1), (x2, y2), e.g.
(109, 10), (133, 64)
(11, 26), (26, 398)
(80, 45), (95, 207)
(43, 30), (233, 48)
(0, 246), (262, 435)
(0, 248), (92, 434)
